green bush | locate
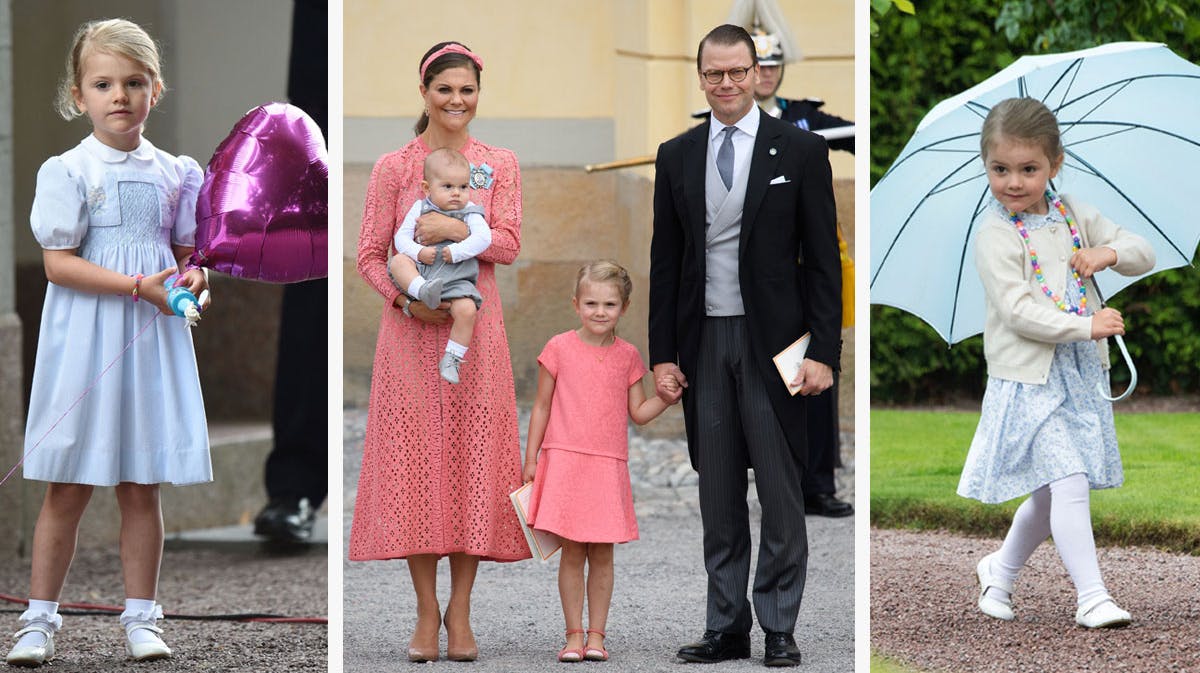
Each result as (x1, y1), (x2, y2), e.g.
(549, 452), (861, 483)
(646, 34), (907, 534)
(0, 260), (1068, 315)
(870, 1), (1200, 403)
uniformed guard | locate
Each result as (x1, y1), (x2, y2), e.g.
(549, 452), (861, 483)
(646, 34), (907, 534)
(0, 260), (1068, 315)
(750, 22), (854, 154)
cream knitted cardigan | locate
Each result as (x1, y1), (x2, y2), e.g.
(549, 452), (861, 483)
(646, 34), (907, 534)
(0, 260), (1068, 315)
(974, 194), (1156, 384)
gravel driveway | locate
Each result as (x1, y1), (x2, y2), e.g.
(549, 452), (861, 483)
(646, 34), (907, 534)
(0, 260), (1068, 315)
(872, 528), (1200, 672)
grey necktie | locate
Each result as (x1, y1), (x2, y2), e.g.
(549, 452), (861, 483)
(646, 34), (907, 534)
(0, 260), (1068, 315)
(717, 126), (735, 190)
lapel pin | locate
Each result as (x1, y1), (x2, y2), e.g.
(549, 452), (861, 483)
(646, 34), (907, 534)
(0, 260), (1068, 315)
(769, 148), (777, 156)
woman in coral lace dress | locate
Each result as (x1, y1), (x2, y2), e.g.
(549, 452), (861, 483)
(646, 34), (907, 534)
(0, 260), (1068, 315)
(348, 41), (530, 663)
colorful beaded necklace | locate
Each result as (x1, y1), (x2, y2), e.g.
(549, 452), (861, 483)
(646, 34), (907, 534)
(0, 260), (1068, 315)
(1008, 189), (1087, 315)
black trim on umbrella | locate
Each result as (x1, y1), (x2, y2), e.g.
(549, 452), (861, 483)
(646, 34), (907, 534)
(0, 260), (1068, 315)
(871, 153), (980, 287)
(947, 184), (993, 343)
(1064, 146), (1192, 264)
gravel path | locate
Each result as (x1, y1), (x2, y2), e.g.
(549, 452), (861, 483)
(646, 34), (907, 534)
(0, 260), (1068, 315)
(0, 546), (327, 672)
(871, 528), (1200, 672)
(343, 408), (854, 672)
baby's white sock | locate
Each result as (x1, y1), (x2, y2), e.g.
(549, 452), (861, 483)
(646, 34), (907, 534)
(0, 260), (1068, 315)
(406, 277), (427, 298)
(121, 598), (164, 645)
(445, 340), (468, 359)
(14, 599), (60, 650)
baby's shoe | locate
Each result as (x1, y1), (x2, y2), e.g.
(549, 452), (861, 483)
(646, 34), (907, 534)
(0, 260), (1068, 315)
(416, 278), (444, 310)
(1075, 596), (1131, 629)
(120, 601), (172, 661)
(6, 605), (61, 668)
(439, 351), (464, 384)
(975, 553), (1015, 621)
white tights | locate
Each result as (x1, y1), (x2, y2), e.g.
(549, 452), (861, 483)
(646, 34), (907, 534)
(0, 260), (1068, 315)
(986, 473), (1109, 608)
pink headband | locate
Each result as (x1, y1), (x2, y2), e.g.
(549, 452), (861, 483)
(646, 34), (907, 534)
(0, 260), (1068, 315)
(419, 44), (484, 81)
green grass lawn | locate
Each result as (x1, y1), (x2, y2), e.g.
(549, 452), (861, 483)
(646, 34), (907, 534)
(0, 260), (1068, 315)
(871, 409), (1200, 553)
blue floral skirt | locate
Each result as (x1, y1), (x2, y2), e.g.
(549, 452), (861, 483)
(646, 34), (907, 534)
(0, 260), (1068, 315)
(957, 341), (1123, 504)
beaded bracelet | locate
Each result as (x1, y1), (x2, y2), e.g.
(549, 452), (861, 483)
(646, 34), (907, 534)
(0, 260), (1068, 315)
(130, 273), (144, 302)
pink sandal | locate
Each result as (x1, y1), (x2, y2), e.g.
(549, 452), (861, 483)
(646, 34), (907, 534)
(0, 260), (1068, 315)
(558, 629), (585, 663)
(584, 628), (609, 662)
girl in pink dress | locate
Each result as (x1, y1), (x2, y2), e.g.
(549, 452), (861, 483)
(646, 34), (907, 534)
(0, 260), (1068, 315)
(522, 260), (681, 663)
(349, 41), (529, 664)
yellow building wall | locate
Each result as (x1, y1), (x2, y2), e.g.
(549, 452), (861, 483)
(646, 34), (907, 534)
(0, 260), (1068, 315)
(344, 0), (854, 177)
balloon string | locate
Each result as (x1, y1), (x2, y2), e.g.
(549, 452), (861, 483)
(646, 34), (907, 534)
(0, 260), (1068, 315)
(0, 312), (161, 489)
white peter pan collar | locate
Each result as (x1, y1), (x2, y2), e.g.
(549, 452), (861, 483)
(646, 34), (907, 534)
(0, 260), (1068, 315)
(82, 134), (157, 163)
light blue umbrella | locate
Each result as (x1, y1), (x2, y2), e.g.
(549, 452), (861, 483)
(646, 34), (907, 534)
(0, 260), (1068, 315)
(870, 42), (1200, 400)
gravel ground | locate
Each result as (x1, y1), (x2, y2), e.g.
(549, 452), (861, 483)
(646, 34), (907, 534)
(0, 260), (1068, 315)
(0, 546), (326, 672)
(871, 528), (1200, 672)
(342, 408), (854, 672)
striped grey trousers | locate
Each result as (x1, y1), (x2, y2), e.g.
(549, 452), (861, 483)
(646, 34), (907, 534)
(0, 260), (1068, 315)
(693, 316), (808, 634)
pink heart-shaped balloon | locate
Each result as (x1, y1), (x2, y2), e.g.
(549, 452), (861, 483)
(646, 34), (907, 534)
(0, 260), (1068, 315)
(191, 103), (328, 283)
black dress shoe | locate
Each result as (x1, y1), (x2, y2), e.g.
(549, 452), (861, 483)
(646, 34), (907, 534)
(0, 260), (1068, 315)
(253, 497), (316, 543)
(677, 630), (751, 663)
(804, 493), (854, 517)
(763, 632), (802, 667)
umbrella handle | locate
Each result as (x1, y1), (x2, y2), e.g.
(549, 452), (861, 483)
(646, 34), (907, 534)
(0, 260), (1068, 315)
(1099, 333), (1137, 402)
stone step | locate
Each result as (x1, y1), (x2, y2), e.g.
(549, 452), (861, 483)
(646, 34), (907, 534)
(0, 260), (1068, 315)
(165, 515), (328, 552)
(12, 422), (281, 553)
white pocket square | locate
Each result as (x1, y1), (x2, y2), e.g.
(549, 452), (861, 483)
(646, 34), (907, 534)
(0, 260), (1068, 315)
(769, 175), (790, 185)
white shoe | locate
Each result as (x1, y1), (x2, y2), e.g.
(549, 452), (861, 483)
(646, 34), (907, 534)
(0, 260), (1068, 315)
(1075, 597), (1131, 629)
(976, 553), (1015, 621)
(5, 624), (55, 668)
(121, 604), (172, 661)
(439, 351), (463, 384)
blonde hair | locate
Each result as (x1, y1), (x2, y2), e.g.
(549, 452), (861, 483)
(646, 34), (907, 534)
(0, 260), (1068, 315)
(56, 18), (164, 121)
(575, 260), (633, 306)
(423, 147), (470, 182)
(980, 97), (1063, 163)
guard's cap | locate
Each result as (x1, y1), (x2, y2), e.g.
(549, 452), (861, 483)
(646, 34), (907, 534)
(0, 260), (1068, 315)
(751, 23), (784, 66)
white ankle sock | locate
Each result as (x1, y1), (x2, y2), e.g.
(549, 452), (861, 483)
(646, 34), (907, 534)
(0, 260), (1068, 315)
(14, 600), (59, 650)
(121, 599), (163, 645)
(406, 277), (427, 298)
(445, 340), (468, 358)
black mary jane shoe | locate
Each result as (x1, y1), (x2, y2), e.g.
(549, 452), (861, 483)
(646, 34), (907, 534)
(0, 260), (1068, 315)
(763, 632), (802, 667)
(677, 630), (751, 663)
(804, 493), (854, 518)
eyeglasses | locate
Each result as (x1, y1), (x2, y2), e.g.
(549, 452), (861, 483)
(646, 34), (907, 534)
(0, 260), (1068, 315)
(700, 65), (755, 85)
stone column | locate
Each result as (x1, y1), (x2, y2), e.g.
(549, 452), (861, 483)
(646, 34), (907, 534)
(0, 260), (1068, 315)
(0, 0), (26, 559)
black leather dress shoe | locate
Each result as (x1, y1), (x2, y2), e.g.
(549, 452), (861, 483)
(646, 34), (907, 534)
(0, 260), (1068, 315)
(253, 497), (316, 543)
(804, 493), (854, 517)
(677, 630), (751, 663)
(763, 632), (802, 667)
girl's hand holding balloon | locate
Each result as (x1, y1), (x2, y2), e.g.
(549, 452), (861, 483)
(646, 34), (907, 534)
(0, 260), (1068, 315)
(139, 267), (182, 316)
(177, 267), (211, 309)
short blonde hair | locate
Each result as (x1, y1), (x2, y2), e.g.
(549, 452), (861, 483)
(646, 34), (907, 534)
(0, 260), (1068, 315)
(980, 97), (1063, 163)
(575, 260), (633, 306)
(423, 147), (470, 181)
(56, 18), (164, 121)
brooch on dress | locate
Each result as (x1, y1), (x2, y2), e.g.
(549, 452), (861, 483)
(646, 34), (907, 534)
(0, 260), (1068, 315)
(469, 162), (494, 190)
(86, 186), (106, 214)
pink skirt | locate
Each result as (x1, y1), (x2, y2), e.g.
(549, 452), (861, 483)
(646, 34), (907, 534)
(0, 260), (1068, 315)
(526, 448), (638, 544)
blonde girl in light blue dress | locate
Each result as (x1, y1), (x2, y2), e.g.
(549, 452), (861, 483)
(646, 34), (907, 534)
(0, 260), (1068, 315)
(7, 19), (211, 668)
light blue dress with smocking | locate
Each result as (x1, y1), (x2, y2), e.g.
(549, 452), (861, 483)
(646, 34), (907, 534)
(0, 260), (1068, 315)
(23, 135), (212, 486)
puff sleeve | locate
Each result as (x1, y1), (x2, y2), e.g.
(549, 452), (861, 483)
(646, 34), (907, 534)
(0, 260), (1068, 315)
(30, 157), (88, 250)
(172, 155), (204, 247)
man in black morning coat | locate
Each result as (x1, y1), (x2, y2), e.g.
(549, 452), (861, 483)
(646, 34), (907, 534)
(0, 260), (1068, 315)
(648, 24), (841, 668)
